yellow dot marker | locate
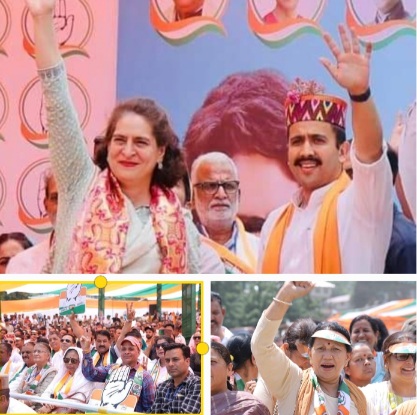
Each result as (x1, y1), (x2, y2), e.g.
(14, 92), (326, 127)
(94, 275), (107, 289)
(196, 342), (209, 355)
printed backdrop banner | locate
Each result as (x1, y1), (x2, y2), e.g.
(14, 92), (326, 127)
(1, 0), (415, 240)
(0, 0), (118, 241)
(117, 0), (416, 228)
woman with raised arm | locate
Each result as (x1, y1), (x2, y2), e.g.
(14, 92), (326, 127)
(25, 0), (200, 274)
(251, 281), (377, 415)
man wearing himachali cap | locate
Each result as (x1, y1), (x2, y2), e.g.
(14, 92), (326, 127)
(259, 25), (393, 274)
(251, 282), (378, 415)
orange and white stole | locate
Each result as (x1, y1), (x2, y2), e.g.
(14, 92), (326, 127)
(262, 172), (350, 274)
(67, 169), (187, 274)
(93, 350), (110, 366)
(53, 372), (74, 400)
(0, 360), (12, 375)
(201, 219), (256, 274)
(150, 360), (170, 385)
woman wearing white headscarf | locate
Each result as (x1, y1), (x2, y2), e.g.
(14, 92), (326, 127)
(39, 347), (94, 414)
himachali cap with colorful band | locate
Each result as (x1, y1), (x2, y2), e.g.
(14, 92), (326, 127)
(285, 78), (347, 129)
(388, 342), (417, 354)
(312, 330), (351, 346)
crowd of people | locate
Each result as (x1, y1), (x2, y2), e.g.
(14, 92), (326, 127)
(1, 0), (414, 275)
(211, 284), (416, 415)
(0, 303), (201, 413)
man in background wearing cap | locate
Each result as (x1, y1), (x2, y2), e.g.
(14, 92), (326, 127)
(260, 25), (393, 274)
(150, 343), (200, 413)
(81, 334), (155, 412)
(0, 374), (35, 414)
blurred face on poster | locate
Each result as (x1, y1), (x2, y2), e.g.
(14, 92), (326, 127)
(373, 0), (402, 14)
(173, 0), (204, 15)
(233, 153), (297, 232)
(276, 0), (299, 13)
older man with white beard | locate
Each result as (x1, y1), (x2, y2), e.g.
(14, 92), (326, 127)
(190, 152), (259, 273)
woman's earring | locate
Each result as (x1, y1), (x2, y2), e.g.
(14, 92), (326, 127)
(158, 161), (163, 170)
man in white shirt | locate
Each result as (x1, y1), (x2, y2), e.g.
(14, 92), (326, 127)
(191, 152), (259, 273)
(0, 374), (36, 414)
(259, 25), (392, 274)
(7, 169), (57, 274)
(211, 292), (233, 346)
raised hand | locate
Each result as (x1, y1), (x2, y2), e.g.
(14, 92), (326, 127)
(276, 281), (315, 302)
(101, 366), (133, 407)
(320, 25), (372, 96)
(80, 326), (92, 352)
(126, 302), (135, 322)
(24, 0), (56, 17)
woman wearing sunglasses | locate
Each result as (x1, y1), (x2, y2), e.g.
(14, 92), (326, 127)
(148, 336), (175, 385)
(361, 331), (416, 415)
(15, 341), (57, 411)
(39, 347), (94, 414)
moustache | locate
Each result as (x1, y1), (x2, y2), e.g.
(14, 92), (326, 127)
(294, 156), (322, 167)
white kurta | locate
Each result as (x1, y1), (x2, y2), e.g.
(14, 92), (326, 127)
(258, 146), (393, 273)
(7, 398), (36, 414)
(361, 381), (416, 415)
(399, 101), (416, 222)
(236, 230), (259, 270)
(251, 312), (377, 415)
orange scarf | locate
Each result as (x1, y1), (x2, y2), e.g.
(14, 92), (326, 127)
(201, 219), (256, 274)
(262, 172), (350, 274)
(53, 372), (74, 399)
(67, 169), (187, 274)
(1, 360), (11, 375)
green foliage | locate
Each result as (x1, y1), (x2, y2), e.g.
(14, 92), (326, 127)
(211, 281), (415, 331)
(0, 291), (30, 301)
(211, 282), (326, 330)
(352, 281), (416, 308)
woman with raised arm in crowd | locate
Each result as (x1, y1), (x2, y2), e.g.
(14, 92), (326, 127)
(251, 281), (377, 415)
(25, 0), (201, 274)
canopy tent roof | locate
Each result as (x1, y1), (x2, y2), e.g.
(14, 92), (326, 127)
(2, 282), (198, 299)
(0, 283), (200, 317)
(328, 298), (416, 332)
